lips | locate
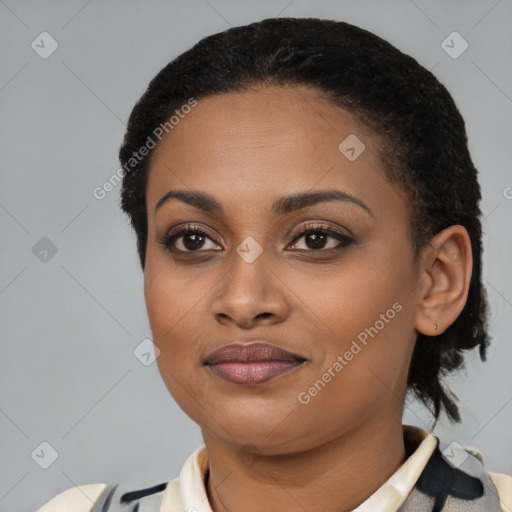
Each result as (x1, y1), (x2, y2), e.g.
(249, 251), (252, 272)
(204, 342), (306, 385)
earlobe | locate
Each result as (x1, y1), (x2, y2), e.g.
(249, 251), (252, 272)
(414, 225), (473, 337)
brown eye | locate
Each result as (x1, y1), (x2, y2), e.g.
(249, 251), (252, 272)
(288, 225), (354, 252)
(159, 227), (221, 253)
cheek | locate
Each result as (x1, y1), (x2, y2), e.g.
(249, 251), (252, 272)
(144, 264), (201, 357)
(310, 252), (415, 381)
(299, 256), (396, 332)
(144, 268), (211, 416)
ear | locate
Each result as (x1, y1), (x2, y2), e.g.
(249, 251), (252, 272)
(414, 225), (473, 336)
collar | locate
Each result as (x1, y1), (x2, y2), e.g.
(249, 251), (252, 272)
(352, 425), (437, 511)
(161, 424), (437, 512)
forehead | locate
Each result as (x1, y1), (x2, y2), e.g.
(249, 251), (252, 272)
(145, 85), (406, 220)
(149, 85), (371, 165)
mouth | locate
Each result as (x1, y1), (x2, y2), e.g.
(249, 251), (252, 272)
(204, 342), (307, 386)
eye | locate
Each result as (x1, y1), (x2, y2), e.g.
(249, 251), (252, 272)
(287, 223), (354, 252)
(158, 222), (355, 255)
(158, 225), (221, 253)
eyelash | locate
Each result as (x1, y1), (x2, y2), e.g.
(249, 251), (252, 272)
(158, 223), (355, 256)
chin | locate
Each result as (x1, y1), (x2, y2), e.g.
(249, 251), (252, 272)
(200, 402), (311, 448)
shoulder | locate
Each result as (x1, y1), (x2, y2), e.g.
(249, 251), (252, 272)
(490, 472), (512, 511)
(37, 479), (172, 511)
(412, 437), (512, 512)
(37, 483), (108, 511)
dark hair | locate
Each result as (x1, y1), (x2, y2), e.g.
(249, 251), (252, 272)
(119, 17), (490, 423)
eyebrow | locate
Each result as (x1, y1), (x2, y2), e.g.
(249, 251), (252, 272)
(154, 189), (373, 217)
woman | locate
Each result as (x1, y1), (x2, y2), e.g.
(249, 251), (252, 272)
(38, 17), (511, 512)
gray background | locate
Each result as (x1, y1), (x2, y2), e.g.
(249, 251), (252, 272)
(1, 1), (511, 510)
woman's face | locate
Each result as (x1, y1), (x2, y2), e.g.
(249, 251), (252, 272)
(144, 85), (422, 454)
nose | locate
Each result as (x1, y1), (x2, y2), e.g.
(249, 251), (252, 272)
(210, 251), (291, 329)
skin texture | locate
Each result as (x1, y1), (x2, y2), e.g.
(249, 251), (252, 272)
(143, 85), (473, 512)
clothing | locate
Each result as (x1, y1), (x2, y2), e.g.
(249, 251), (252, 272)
(37, 425), (512, 511)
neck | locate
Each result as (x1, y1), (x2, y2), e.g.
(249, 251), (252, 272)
(203, 417), (407, 512)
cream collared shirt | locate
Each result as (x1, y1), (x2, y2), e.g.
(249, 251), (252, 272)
(37, 425), (512, 511)
(161, 425), (438, 511)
